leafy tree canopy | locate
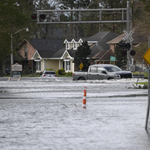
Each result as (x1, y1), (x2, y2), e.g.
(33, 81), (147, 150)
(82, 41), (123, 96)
(0, 0), (30, 75)
(74, 41), (91, 71)
(114, 41), (127, 69)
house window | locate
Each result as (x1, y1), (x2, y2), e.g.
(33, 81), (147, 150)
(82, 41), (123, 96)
(66, 61), (70, 70)
(66, 43), (69, 49)
(73, 43), (76, 49)
(64, 60), (71, 71)
(24, 46), (28, 58)
(36, 61), (41, 70)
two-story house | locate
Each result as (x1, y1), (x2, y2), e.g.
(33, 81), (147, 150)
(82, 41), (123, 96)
(18, 31), (119, 73)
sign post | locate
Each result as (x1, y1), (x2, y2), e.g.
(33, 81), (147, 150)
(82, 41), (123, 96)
(143, 44), (150, 130)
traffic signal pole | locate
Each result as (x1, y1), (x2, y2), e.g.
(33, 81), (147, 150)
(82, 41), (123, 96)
(32, 1), (132, 70)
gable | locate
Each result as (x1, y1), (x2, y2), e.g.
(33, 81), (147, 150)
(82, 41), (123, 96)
(32, 50), (42, 59)
(61, 50), (73, 59)
(18, 39), (36, 60)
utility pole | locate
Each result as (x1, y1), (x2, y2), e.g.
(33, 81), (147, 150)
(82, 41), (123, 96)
(127, 1), (130, 70)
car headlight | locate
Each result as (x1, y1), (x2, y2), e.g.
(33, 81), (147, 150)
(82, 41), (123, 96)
(114, 74), (121, 79)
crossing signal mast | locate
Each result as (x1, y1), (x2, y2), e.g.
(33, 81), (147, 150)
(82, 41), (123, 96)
(31, 1), (133, 70)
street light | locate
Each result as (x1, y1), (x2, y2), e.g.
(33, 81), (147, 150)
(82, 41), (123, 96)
(10, 27), (29, 76)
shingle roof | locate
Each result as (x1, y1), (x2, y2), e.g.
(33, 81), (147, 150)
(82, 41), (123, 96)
(63, 32), (118, 58)
(28, 39), (64, 58)
(67, 48), (76, 57)
(107, 34), (125, 44)
(88, 31), (118, 57)
(52, 48), (66, 58)
(28, 32), (118, 59)
(92, 49), (114, 61)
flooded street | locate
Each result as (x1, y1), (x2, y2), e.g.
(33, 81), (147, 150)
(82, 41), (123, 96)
(0, 77), (150, 150)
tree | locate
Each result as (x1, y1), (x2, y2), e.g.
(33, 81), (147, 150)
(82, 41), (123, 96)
(114, 41), (127, 69)
(140, 0), (150, 12)
(74, 41), (91, 71)
(56, 0), (91, 38)
(0, 0), (28, 76)
(133, 0), (150, 36)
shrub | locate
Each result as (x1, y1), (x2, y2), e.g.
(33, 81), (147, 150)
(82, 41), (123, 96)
(65, 72), (72, 76)
(46, 68), (53, 71)
(22, 66), (35, 75)
(57, 68), (66, 75)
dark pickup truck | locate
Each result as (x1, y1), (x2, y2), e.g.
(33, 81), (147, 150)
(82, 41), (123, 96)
(73, 64), (132, 80)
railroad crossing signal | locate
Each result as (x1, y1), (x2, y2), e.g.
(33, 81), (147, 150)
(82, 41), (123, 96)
(31, 14), (46, 20)
(119, 42), (136, 56)
(122, 29), (134, 42)
(130, 50), (136, 56)
(31, 14), (37, 19)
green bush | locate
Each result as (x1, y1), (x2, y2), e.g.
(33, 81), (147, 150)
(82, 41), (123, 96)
(65, 72), (72, 76)
(57, 68), (66, 75)
(46, 68), (53, 71)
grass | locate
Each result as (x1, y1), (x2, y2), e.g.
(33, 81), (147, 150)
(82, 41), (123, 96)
(132, 71), (148, 78)
(138, 82), (148, 85)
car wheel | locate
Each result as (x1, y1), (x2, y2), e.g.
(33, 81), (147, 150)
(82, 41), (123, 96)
(78, 77), (85, 80)
(108, 77), (114, 80)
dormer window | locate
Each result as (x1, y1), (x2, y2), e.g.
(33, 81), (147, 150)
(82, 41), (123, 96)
(73, 42), (77, 50)
(64, 39), (70, 50)
(66, 43), (69, 49)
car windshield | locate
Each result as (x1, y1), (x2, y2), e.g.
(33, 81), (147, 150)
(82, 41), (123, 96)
(45, 72), (55, 74)
(104, 66), (122, 72)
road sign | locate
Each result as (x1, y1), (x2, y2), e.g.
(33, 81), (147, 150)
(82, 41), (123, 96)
(79, 63), (83, 70)
(12, 63), (22, 71)
(110, 56), (116, 61)
(143, 48), (150, 65)
(122, 29), (134, 42)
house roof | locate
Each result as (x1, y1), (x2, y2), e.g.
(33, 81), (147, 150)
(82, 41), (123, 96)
(64, 31), (118, 58)
(28, 39), (64, 58)
(67, 48), (76, 57)
(92, 49), (114, 61)
(88, 31), (118, 57)
(107, 34), (125, 44)
(52, 48), (66, 58)
(28, 32), (118, 59)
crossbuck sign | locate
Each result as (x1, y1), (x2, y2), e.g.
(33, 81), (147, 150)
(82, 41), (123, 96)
(122, 29), (134, 42)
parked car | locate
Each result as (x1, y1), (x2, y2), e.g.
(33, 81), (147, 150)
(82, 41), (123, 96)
(73, 64), (133, 80)
(41, 71), (57, 77)
(5, 69), (10, 75)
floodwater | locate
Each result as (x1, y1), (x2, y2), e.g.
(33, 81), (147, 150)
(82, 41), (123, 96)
(0, 77), (150, 150)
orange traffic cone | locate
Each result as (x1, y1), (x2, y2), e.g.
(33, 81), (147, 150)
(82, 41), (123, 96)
(82, 87), (87, 108)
